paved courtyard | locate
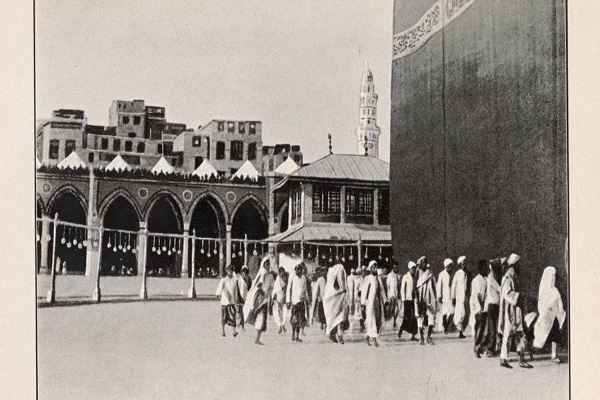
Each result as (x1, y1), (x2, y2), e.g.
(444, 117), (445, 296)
(38, 297), (568, 400)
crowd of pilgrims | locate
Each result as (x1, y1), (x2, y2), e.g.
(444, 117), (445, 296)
(215, 253), (566, 369)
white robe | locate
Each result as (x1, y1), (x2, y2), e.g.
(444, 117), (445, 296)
(498, 269), (522, 336)
(361, 274), (387, 338)
(386, 271), (400, 300)
(469, 274), (487, 329)
(436, 270), (454, 316)
(346, 274), (357, 315)
(400, 272), (415, 301)
(484, 274), (501, 312)
(272, 276), (289, 328)
(323, 264), (348, 334)
(533, 267), (566, 348)
(451, 269), (469, 328)
(309, 276), (326, 322)
(242, 257), (274, 325)
(216, 275), (239, 306)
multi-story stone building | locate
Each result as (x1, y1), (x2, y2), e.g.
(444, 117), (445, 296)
(262, 144), (303, 175)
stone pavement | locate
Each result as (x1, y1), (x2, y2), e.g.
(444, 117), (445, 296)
(37, 300), (568, 400)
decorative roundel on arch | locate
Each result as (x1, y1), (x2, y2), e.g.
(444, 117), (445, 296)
(138, 188), (149, 199)
(42, 183), (52, 193)
(182, 190), (193, 202)
(225, 191), (236, 204)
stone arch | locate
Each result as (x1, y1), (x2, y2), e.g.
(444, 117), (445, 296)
(98, 188), (143, 223)
(187, 190), (229, 226)
(230, 194), (269, 240)
(36, 194), (45, 218)
(45, 184), (87, 218)
(142, 189), (185, 227)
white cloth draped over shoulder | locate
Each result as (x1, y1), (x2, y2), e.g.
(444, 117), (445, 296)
(415, 269), (437, 315)
(323, 264), (348, 335)
(386, 271), (400, 300)
(272, 275), (289, 328)
(436, 270), (454, 315)
(451, 269), (469, 326)
(361, 273), (388, 338)
(533, 267), (566, 348)
(400, 272), (415, 301)
(215, 274), (239, 306)
(309, 276), (326, 322)
(243, 257), (274, 324)
(498, 268), (522, 336)
(484, 273), (501, 312)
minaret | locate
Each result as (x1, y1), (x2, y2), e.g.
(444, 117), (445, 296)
(356, 61), (381, 158)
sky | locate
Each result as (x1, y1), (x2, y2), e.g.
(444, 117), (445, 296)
(35, 0), (394, 163)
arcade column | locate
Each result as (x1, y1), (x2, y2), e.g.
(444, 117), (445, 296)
(225, 223), (232, 270)
(181, 222), (190, 278)
(39, 215), (50, 275)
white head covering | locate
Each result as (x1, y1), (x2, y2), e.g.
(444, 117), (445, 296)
(538, 266), (557, 303)
(368, 260), (378, 271)
(457, 256), (466, 265)
(443, 258), (453, 267)
(351, 268), (356, 273)
(507, 253), (520, 266)
(407, 261), (416, 270)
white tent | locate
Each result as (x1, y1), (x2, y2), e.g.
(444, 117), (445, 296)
(192, 159), (218, 179)
(57, 151), (87, 170)
(36, 157), (42, 170)
(231, 160), (260, 181)
(274, 157), (299, 175)
(151, 156), (176, 175)
(104, 154), (132, 172)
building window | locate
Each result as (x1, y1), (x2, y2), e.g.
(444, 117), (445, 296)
(192, 136), (202, 147)
(291, 189), (302, 221)
(88, 152), (94, 163)
(230, 141), (243, 160)
(227, 122), (235, 133)
(65, 140), (76, 157)
(113, 139), (121, 152)
(293, 155), (302, 164)
(248, 143), (257, 160)
(238, 123), (245, 134)
(137, 142), (145, 153)
(249, 122), (256, 135)
(49, 140), (59, 159)
(206, 137), (210, 159)
(125, 141), (132, 152)
(122, 116), (129, 124)
(378, 189), (390, 225)
(313, 185), (341, 214)
(217, 121), (224, 131)
(216, 142), (225, 160)
(195, 156), (203, 169)
(133, 116), (141, 125)
(128, 132), (136, 138)
(157, 143), (163, 154)
(345, 188), (373, 215)
(101, 138), (108, 150)
(268, 158), (274, 171)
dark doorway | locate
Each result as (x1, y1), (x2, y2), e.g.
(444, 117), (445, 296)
(102, 196), (140, 276)
(188, 196), (225, 278)
(48, 191), (87, 274)
(146, 196), (183, 277)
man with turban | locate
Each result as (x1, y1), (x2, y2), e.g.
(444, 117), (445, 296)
(237, 265), (252, 330)
(310, 267), (327, 330)
(272, 267), (289, 334)
(415, 257), (437, 345)
(451, 256), (470, 339)
(215, 265), (240, 338)
(398, 261), (418, 341)
(437, 258), (454, 334)
(482, 258), (503, 356)
(346, 268), (357, 317)
(287, 262), (310, 342)
(498, 253), (531, 368)
(361, 260), (388, 347)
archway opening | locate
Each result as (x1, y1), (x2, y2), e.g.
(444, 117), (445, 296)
(231, 199), (268, 272)
(188, 196), (225, 278)
(36, 199), (43, 273)
(146, 196), (183, 277)
(48, 191), (87, 274)
(102, 196), (140, 276)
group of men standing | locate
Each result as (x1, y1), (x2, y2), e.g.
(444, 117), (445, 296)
(215, 253), (566, 369)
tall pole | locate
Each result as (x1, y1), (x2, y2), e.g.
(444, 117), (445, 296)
(140, 230), (148, 300)
(47, 213), (59, 304)
(188, 230), (197, 299)
(357, 235), (362, 271)
(93, 227), (103, 302)
(244, 234), (249, 266)
(300, 235), (305, 260)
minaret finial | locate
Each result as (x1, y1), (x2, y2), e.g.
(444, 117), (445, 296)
(364, 135), (369, 156)
(328, 134), (333, 155)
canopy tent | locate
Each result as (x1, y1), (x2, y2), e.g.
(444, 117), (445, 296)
(266, 223), (391, 244)
(274, 157), (299, 175)
(151, 156), (176, 175)
(192, 159), (218, 179)
(104, 154), (132, 172)
(57, 151), (87, 170)
(231, 160), (260, 181)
